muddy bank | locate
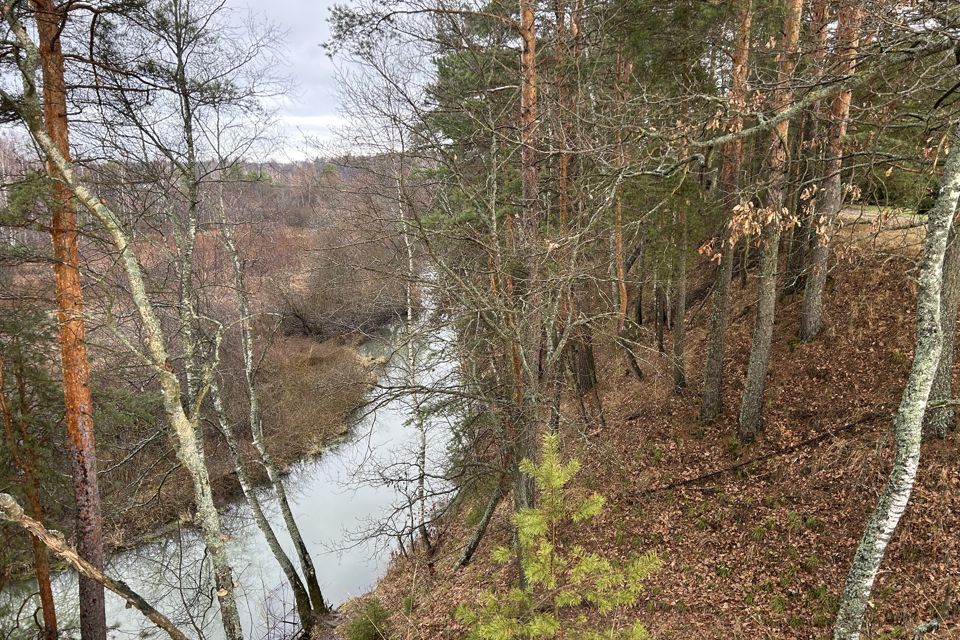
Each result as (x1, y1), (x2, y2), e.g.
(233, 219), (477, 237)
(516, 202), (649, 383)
(3, 333), (384, 591)
(104, 331), (385, 554)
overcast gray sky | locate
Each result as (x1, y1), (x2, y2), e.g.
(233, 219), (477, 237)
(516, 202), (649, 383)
(240, 0), (348, 160)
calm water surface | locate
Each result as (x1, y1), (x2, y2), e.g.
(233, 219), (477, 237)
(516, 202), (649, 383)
(2, 325), (453, 640)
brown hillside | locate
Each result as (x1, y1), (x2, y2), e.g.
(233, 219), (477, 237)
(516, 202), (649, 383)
(357, 223), (959, 639)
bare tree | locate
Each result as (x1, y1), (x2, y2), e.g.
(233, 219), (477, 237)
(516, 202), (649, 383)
(737, 0), (804, 441)
(207, 377), (315, 626)
(213, 175), (330, 620)
(0, 6), (245, 637)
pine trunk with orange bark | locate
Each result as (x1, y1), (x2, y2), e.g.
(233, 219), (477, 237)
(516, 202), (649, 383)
(31, 2), (106, 638)
(701, 0), (753, 421)
(737, 0), (804, 440)
(4, 9), (246, 637)
(513, 0), (540, 516)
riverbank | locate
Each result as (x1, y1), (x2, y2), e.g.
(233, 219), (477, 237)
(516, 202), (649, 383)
(107, 330), (386, 551)
(3, 326), (391, 585)
(4, 320), (431, 640)
(342, 247), (960, 638)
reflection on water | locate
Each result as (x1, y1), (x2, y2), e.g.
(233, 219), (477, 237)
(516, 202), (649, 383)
(1, 324), (454, 640)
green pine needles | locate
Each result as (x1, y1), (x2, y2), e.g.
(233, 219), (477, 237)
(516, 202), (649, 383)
(455, 434), (660, 639)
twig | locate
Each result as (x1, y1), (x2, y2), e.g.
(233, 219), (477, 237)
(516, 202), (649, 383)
(634, 413), (886, 497)
(0, 493), (190, 640)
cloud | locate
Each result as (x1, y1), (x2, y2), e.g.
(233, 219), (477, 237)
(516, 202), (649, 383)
(230, 0), (352, 160)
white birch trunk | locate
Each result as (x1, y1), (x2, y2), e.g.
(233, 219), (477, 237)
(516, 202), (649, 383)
(208, 379), (315, 626)
(2, 16), (245, 639)
(833, 125), (960, 640)
(396, 161), (431, 551)
(215, 183), (328, 615)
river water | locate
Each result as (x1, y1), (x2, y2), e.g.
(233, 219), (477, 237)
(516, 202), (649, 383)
(1, 323), (453, 640)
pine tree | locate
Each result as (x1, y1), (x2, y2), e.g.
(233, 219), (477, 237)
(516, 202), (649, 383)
(455, 434), (660, 639)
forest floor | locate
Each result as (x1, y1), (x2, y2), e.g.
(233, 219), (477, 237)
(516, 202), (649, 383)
(342, 218), (959, 639)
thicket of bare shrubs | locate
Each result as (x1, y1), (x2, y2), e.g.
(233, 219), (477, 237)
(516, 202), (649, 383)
(270, 160), (408, 340)
(0, 153), (404, 565)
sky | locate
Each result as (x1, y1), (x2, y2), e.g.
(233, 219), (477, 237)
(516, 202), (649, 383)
(238, 0), (351, 161)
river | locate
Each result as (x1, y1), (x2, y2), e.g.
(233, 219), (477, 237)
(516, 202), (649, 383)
(1, 322), (453, 640)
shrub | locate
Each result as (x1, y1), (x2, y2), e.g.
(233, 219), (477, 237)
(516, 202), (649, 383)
(344, 598), (391, 640)
(455, 433), (660, 639)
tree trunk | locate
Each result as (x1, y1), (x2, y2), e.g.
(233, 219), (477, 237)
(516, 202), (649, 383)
(738, 221), (781, 440)
(554, 0), (571, 231)
(923, 222), (960, 437)
(8, 48), (246, 639)
(571, 322), (598, 393)
(800, 0), (864, 340)
(216, 183), (328, 615)
(0, 494), (189, 640)
(396, 161), (432, 554)
(220, 185), (329, 624)
(781, 116), (807, 294)
(738, 239), (749, 288)
(833, 124), (960, 640)
(738, 0), (804, 441)
(0, 358), (57, 640)
(673, 210), (688, 392)
(621, 236), (646, 380)
(701, 0), (752, 420)
(655, 281), (667, 354)
(455, 485), (502, 570)
(783, 0), (831, 295)
(30, 3), (106, 637)
(636, 284), (644, 326)
(701, 238), (736, 420)
(209, 380), (315, 627)
(25, 483), (58, 640)
(614, 53), (632, 334)
(514, 0), (540, 517)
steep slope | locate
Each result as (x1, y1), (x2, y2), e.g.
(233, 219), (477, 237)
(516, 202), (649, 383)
(351, 222), (958, 639)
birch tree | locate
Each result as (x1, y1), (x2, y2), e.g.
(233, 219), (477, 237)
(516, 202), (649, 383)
(0, 6), (245, 638)
(88, 0), (331, 628)
(923, 223), (960, 437)
(213, 176), (330, 620)
(208, 378), (315, 626)
(833, 123), (960, 640)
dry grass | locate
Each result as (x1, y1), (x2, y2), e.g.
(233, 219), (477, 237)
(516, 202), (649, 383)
(261, 336), (374, 463)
